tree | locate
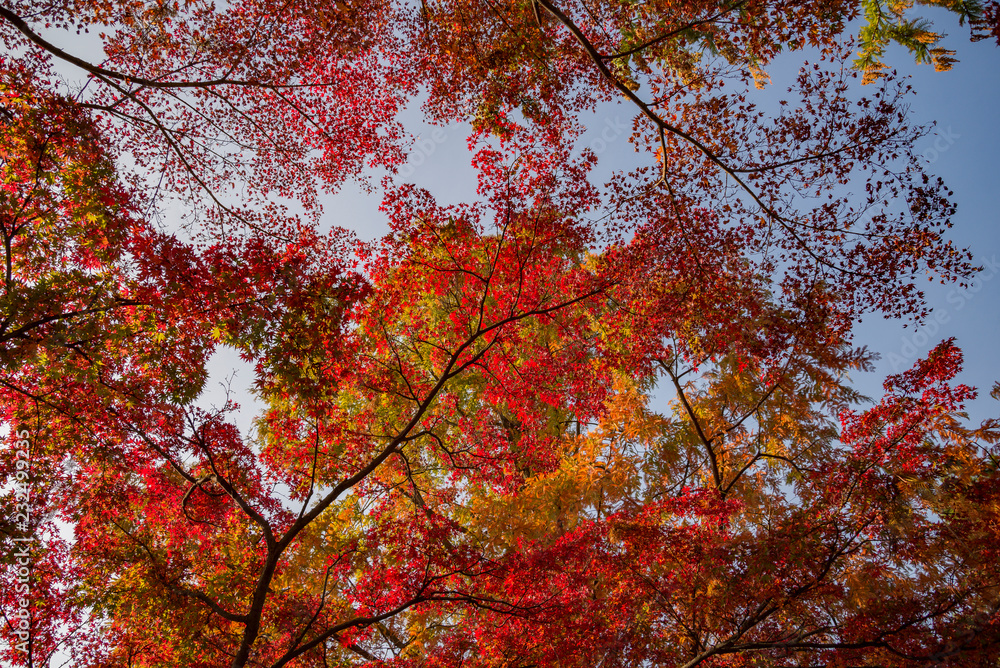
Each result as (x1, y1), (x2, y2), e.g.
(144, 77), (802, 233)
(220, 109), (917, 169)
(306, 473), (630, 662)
(1, 0), (999, 666)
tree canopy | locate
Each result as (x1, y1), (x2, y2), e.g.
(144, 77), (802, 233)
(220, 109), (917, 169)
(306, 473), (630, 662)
(2, 0), (1000, 666)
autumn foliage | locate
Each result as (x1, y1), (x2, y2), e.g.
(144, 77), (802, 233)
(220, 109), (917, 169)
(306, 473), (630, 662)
(2, 0), (1000, 665)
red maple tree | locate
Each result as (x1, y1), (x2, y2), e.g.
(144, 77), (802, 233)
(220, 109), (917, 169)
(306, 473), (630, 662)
(2, 0), (999, 666)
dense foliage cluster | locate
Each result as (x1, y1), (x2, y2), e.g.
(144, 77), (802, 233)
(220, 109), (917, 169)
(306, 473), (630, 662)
(2, 0), (1000, 665)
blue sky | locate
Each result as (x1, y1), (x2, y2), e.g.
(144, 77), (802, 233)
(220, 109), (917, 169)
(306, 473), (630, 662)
(848, 34), (1000, 421)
